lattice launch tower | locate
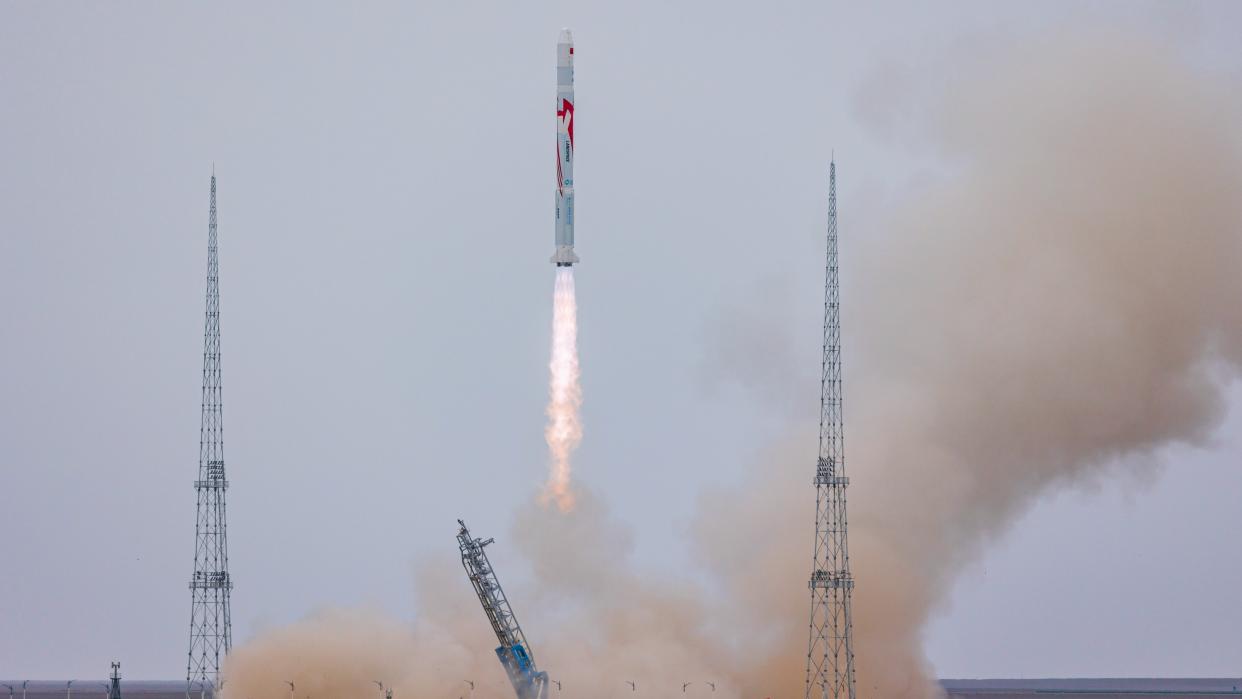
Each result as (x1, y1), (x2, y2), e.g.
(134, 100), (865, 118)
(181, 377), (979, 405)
(187, 172), (233, 684)
(805, 161), (857, 699)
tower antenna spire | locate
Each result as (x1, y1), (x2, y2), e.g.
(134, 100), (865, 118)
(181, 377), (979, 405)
(805, 161), (856, 699)
(187, 171), (233, 685)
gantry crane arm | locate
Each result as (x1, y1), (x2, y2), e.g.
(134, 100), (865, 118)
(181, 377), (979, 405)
(457, 520), (550, 699)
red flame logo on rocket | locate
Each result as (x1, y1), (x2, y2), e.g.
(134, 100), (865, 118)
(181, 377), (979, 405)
(557, 98), (574, 194)
(558, 98), (574, 151)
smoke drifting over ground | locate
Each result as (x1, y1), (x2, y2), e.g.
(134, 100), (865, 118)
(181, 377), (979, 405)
(224, 30), (1242, 699)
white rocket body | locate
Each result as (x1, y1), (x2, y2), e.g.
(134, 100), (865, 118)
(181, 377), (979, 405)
(552, 29), (579, 266)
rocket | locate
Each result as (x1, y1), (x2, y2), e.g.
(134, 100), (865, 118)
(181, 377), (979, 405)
(551, 29), (579, 266)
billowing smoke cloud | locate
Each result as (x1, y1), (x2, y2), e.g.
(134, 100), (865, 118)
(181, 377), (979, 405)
(223, 29), (1242, 699)
(697, 29), (1242, 699)
(543, 267), (582, 512)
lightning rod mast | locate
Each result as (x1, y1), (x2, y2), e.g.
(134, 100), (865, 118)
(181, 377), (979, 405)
(187, 172), (233, 686)
(805, 160), (857, 699)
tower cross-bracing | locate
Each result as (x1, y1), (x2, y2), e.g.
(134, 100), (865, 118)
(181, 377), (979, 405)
(187, 173), (233, 685)
(805, 161), (857, 699)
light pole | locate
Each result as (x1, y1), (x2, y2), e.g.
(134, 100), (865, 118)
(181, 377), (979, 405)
(67, 679), (76, 699)
(464, 680), (474, 699)
(286, 681), (294, 699)
(552, 681), (562, 694)
(683, 684), (692, 693)
(625, 681), (636, 692)
(705, 683), (716, 693)
(4, 683), (15, 699)
(22, 681), (29, 699)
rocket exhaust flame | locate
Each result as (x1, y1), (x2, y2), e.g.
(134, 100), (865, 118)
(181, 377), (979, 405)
(543, 267), (581, 512)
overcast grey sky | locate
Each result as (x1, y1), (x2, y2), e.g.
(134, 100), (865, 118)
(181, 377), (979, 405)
(2, 0), (1240, 681)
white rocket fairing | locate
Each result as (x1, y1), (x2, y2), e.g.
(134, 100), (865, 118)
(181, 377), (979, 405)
(552, 29), (579, 266)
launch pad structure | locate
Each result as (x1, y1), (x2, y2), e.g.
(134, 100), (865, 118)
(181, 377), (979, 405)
(457, 520), (551, 699)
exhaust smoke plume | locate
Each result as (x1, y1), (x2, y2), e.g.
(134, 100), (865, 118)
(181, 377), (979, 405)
(223, 29), (1242, 699)
(543, 267), (582, 512)
(698, 30), (1242, 699)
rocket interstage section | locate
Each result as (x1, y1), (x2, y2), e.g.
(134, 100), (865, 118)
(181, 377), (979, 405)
(552, 28), (578, 266)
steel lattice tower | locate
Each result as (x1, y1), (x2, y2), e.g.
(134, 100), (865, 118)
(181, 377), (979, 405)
(187, 173), (233, 685)
(805, 161), (856, 699)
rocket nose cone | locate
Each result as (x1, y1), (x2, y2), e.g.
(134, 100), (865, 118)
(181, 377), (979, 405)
(559, 28), (574, 44)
